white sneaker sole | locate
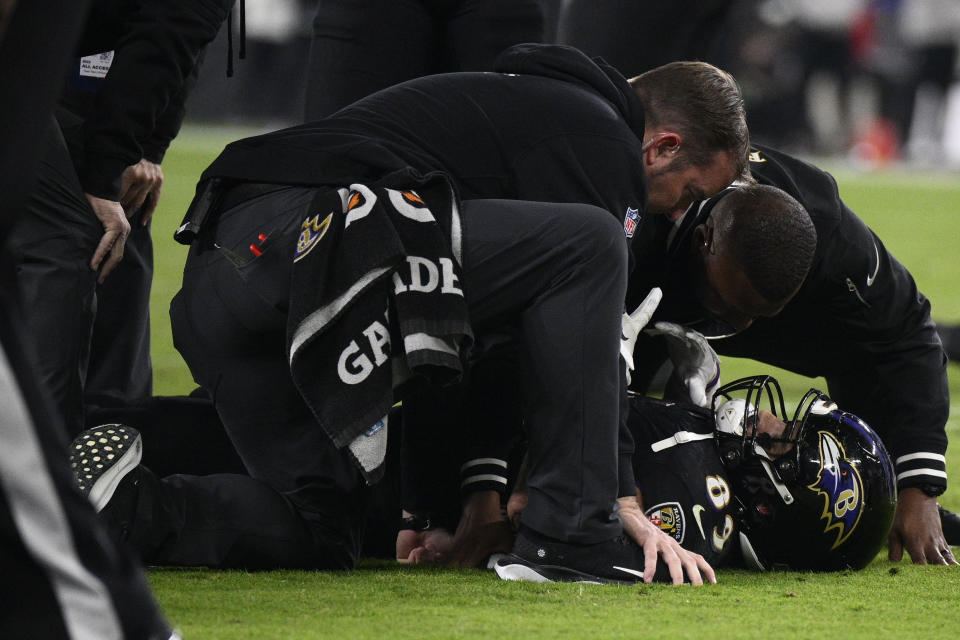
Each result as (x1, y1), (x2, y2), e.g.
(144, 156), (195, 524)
(70, 425), (142, 512)
(494, 560), (604, 585)
(494, 561), (552, 583)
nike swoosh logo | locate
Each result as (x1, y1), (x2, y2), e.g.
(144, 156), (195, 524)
(866, 242), (880, 287)
(613, 565), (646, 580)
(692, 504), (707, 540)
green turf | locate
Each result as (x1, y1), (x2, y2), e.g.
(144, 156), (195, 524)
(147, 126), (960, 638)
(146, 562), (960, 640)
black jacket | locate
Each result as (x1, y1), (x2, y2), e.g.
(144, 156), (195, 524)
(627, 145), (949, 492)
(64, 0), (232, 200)
(198, 43), (649, 231)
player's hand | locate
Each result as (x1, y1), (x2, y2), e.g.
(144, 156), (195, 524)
(621, 288), (662, 384)
(617, 495), (716, 585)
(646, 321), (720, 407)
(396, 526), (454, 565)
(888, 488), (958, 565)
(85, 193), (130, 283)
(506, 487), (528, 531)
(120, 159), (163, 225)
(445, 491), (514, 568)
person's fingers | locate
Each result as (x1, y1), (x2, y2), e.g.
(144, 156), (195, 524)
(651, 539), (684, 585)
(923, 539), (958, 566)
(91, 227), (125, 280)
(642, 538), (659, 584)
(650, 321), (685, 339)
(686, 376), (708, 408)
(675, 548), (709, 586)
(907, 540), (928, 565)
(141, 186), (161, 225)
(943, 548), (959, 566)
(90, 232), (114, 272)
(682, 553), (704, 586)
(627, 287), (662, 328)
(696, 554), (717, 584)
(122, 183), (151, 218)
(661, 544), (684, 585)
(406, 547), (427, 564)
(98, 234), (126, 283)
(887, 530), (904, 562)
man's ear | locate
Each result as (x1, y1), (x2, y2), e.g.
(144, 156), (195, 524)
(643, 131), (682, 168)
(693, 223), (714, 256)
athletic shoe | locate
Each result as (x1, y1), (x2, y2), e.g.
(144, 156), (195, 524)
(494, 526), (649, 584)
(940, 505), (960, 547)
(69, 424), (142, 512)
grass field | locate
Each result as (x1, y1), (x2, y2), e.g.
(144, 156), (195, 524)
(145, 126), (960, 639)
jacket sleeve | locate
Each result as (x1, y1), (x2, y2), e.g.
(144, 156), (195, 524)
(815, 207), (949, 493)
(743, 147), (950, 494)
(79, 0), (232, 199)
(140, 55), (201, 164)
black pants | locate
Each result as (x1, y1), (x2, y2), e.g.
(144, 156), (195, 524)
(304, 0), (544, 119)
(150, 187), (626, 570)
(9, 117), (153, 435)
(0, 1), (169, 636)
(0, 300), (170, 639)
(557, 0), (733, 77)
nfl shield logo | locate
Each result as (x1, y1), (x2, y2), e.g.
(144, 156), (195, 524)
(623, 207), (640, 238)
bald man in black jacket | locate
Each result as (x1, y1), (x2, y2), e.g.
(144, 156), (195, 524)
(626, 145), (955, 566)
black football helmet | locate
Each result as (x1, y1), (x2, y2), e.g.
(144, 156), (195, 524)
(711, 376), (897, 571)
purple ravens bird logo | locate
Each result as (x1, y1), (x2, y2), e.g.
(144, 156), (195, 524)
(807, 430), (864, 549)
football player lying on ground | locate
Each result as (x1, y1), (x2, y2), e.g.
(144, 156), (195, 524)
(405, 375), (903, 573)
(622, 376), (900, 571)
(624, 149), (956, 565)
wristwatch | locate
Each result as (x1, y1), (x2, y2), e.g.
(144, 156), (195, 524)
(400, 514), (433, 531)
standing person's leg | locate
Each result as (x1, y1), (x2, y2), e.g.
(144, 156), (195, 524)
(0, 293), (172, 640)
(85, 213), (153, 407)
(1, 0), (176, 635)
(444, 0), (545, 71)
(9, 119), (101, 436)
(304, 0), (439, 120)
(557, 0), (733, 76)
(49, 109), (154, 411)
(459, 199), (627, 544)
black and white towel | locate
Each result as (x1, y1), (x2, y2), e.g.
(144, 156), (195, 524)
(286, 169), (471, 483)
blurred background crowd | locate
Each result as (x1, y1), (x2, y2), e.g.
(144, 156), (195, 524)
(187, 0), (960, 169)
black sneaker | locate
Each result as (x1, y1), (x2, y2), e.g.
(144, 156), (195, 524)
(69, 424), (142, 512)
(940, 505), (960, 547)
(494, 526), (649, 584)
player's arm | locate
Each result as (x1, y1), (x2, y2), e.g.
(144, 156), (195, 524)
(79, 0), (231, 203)
(819, 207), (951, 565)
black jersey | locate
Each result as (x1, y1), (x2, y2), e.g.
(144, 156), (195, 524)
(628, 396), (740, 567)
(626, 145), (949, 493)
(196, 44), (649, 239)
